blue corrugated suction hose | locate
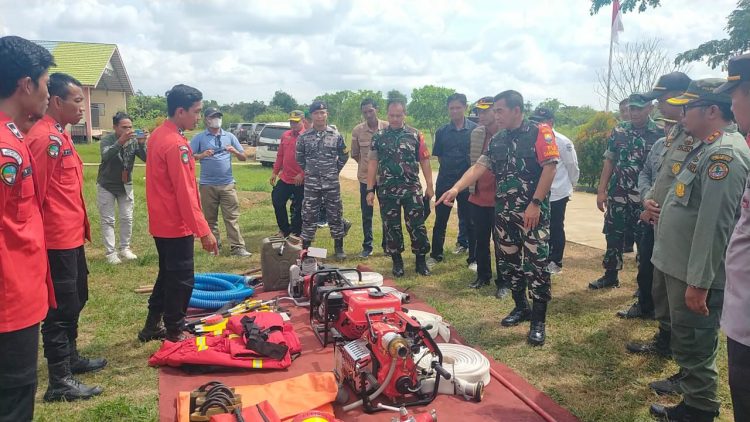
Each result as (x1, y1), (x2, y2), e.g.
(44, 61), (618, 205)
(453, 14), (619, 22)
(189, 273), (255, 310)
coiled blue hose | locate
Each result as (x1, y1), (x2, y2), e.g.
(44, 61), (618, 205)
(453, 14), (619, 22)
(189, 273), (255, 310)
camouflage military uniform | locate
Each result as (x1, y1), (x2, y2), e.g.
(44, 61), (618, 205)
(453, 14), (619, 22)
(369, 126), (430, 255)
(602, 120), (661, 271)
(295, 126), (348, 242)
(476, 120), (559, 302)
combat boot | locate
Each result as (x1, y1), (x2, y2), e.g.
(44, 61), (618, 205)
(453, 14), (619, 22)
(501, 290), (531, 326)
(626, 329), (672, 358)
(391, 253), (405, 278)
(165, 328), (188, 343)
(138, 311), (167, 342)
(334, 238), (346, 260)
(527, 300), (547, 346)
(649, 401), (718, 421)
(649, 369), (685, 396)
(588, 269), (619, 289)
(43, 360), (103, 402)
(69, 340), (107, 374)
(415, 254), (430, 276)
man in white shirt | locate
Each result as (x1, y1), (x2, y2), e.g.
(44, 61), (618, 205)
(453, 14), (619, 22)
(530, 107), (579, 274)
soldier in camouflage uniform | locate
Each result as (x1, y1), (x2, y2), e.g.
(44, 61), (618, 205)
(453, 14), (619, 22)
(295, 100), (349, 259)
(591, 93), (662, 289)
(438, 90), (559, 346)
(366, 98), (434, 277)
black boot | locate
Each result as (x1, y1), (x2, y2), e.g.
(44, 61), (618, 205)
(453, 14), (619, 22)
(69, 340), (107, 374)
(165, 327), (187, 343)
(649, 401), (718, 421)
(588, 269), (619, 289)
(648, 369), (685, 396)
(138, 311), (167, 342)
(43, 360), (103, 402)
(527, 301), (547, 346)
(469, 278), (490, 289)
(343, 219), (352, 237)
(626, 328), (672, 358)
(391, 254), (405, 277)
(415, 255), (430, 276)
(334, 238), (346, 260)
(501, 290), (531, 327)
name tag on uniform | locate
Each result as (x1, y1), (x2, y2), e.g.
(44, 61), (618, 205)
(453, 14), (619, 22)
(62, 149), (73, 156)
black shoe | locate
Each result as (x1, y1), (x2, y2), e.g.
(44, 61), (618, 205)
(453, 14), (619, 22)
(43, 361), (103, 402)
(334, 238), (346, 260)
(527, 301), (547, 346)
(469, 278), (490, 289)
(649, 370), (685, 396)
(616, 302), (655, 319)
(501, 290), (531, 327)
(588, 275), (619, 289)
(70, 353), (107, 374)
(495, 285), (510, 299)
(649, 401), (718, 421)
(138, 311), (167, 342)
(626, 331), (672, 358)
(392, 254), (405, 278)
(165, 329), (187, 343)
(415, 255), (430, 276)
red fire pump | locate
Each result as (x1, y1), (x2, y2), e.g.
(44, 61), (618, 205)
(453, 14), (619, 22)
(334, 311), (451, 414)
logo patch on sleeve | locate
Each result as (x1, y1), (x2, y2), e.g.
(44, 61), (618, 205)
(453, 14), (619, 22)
(0, 148), (22, 165)
(47, 143), (60, 158)
(179, 145), (190, 164)
(1, 163), (18, 185)
(708, 162), (729, 180)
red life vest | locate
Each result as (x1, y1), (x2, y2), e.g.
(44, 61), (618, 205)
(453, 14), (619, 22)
(149, 312), (301, 370)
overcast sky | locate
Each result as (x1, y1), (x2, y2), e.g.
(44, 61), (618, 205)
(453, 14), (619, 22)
(0, 0), (738, 109)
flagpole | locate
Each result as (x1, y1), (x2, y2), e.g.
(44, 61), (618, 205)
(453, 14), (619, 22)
(606, 27), (614, 112)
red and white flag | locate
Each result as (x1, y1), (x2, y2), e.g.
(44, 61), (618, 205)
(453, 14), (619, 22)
(611, 0), (625, 43)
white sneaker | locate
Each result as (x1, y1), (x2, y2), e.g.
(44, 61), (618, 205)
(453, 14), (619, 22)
(119, 248), (138, 261)
(106, 252), (122, 265)
(468, 262), (478, 272)
(547, 262), (562, 275)
(426, 257), (438, 270)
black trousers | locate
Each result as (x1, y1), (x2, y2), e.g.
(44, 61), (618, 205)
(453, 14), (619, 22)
(549, 196), (569, 267)
(0, 323), (39, 422)
(728, 336), (750, 422)
(359, 183), (374, 252)
(471, 203), (500, 284)
(432, 188), (475, 263)
(148, 236), (195, 331)
(636, 223), (655, 313)
(41, 246), (89, 364)
(272, 180), (303, 236)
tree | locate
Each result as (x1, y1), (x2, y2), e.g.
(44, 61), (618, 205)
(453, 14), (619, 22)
(675, 0), (750, 69)
(595, 38), (688, 110)
(590, 0), (750, 69)
(407, 85), (455, 137)
(574, 112), (618, 187)
(126, 91), (167, 131)
(254, 105), (288, 123)
(269, 90), (298, 113)
(224, 101), (267, 121)
(386, 89), (408, 104)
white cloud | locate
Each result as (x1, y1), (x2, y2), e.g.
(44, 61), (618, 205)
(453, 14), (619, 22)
(0, 0), (739, 110)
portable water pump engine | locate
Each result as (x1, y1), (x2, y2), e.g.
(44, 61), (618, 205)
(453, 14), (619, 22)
(335, 311), (451, 413)
(310, 274), (402, 346)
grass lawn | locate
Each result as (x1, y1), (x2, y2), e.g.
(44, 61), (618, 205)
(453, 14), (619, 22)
(33, 143), (734, 421)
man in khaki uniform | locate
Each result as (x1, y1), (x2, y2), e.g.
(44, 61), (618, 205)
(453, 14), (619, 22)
(649, 79), (750, 422)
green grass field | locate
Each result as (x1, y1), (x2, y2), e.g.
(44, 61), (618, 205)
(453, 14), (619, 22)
(31, 142), (734, 421)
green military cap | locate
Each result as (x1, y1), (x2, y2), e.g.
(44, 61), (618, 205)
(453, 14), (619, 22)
(627, 93), (652, 108)
(715, 53), (750, 94)
(667, 78), (731, 106)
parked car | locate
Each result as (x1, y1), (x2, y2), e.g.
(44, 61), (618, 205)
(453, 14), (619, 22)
(255, 122), (290, 167)
(235, 122), (255, 144)
(250, 123), (265, 146)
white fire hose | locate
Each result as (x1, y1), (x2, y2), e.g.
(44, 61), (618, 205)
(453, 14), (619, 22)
(404, 310), (451, 342)
(417, 343), (490, 402)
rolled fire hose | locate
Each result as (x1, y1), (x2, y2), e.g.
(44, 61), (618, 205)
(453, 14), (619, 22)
(404, 310), (451, 342)
(417, 343), (490, 401)
(343, 271), (384, 287)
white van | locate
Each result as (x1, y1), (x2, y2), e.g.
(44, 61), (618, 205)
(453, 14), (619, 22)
(255, 122), (290, 167)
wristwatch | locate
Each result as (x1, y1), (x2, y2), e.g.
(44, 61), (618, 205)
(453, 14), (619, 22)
(366, 188), (376, 194)
(531, 198), (542, 207)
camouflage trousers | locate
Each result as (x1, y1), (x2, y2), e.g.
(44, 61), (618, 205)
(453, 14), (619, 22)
(301, 186), (345, 242)
(494, 209), (552, 302)
(602, 200), (641, 271)
(379, 192), (430, 256)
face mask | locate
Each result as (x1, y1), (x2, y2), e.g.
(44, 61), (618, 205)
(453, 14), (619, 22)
(207, 117), (222, 129)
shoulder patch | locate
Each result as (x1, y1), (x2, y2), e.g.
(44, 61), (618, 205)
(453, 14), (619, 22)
(49, 135), (62, 145)
(5, 122), (23, 139)
(54, 123), (64, 133)
(47, 143), (60, 158)
(707, 161), (729, 180)
(1, 148), (22, 165)
(178, 145), (190, 164)
(1, 163), (18, 185)
(710, 153), (733, 162)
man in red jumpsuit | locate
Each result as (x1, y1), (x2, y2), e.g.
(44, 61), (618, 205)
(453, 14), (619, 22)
(139, 84), (218, 343)
(27, 73), (106, 402)
(0, 35), (56, 422)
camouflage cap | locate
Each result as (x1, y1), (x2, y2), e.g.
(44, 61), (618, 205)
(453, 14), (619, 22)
(627, 93), (652, 108)
(667, 78), (731, 106)
(288, 110), (304, 122)
(714, 53), (750, 94)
